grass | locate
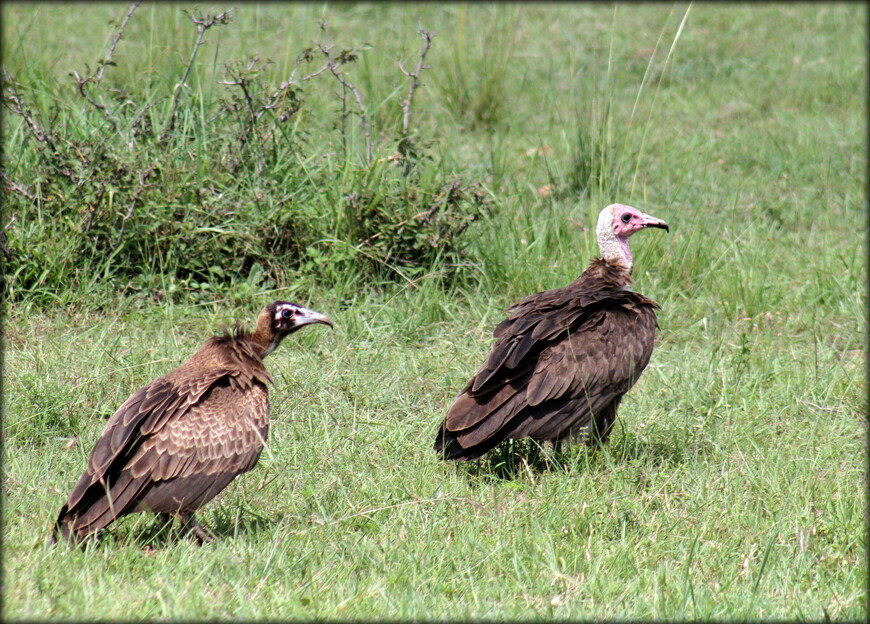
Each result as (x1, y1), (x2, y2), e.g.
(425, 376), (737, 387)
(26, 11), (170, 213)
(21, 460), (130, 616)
(2, 2), (866, 621)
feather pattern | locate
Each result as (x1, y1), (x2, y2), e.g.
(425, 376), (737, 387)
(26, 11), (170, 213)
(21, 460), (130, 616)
(53, 301), (332, 544)
(435, 257), (661, 460)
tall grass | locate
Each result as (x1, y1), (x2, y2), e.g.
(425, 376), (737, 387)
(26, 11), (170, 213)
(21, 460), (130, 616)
(2, 3), (865, 621)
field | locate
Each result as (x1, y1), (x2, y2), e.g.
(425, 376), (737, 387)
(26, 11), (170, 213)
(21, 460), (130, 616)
(2, 2), (866, 620)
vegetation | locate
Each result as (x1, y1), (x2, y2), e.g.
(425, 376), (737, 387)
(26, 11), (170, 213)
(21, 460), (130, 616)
(3, 2), (865, 620)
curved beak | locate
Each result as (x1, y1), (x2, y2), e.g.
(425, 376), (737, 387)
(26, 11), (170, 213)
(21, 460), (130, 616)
(640, 211), (669, 233)
(296, 307), (334, 329)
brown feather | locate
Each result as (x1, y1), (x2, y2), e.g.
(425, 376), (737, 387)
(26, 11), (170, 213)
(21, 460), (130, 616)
(51, 301), (327, 545)
(456, 387), (529, 448)
(435, 258), (661, 460)
(446, 378), (524, 433)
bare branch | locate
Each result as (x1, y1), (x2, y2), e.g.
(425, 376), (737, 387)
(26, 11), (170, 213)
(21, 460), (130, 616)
(94, 1), (141, 85)
(315, 21), (372, 165)
(2, 69), (84, 185)
(357, 176), (465, 248)
(112, 166), (155, 251)
(421, 176), (462, 223)
(162, 9), (234, 140)
(219, 58), (261, 167)
(298, 64), (330, 83)
(130, 97), (162, 138)
(2, 69), (57, 152)
(217, 47), (328, 171)
(70, 2), (140, 144)
(73, 69), (122, 136)
(1, 172), (38, 201)
(400, 29), (435, 138)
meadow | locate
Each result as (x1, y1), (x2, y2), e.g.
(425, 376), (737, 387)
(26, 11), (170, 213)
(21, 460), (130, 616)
(2, 2), (866, 620)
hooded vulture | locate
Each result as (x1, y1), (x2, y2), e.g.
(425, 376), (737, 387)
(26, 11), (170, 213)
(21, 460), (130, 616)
(435, 204), (668, 461)
(52, 301), (332, 544)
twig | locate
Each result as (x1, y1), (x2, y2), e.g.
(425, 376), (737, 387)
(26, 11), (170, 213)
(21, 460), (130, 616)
(422, 176), (461, 222)
(219, 57), (259, 147)
(356, 177), (464, 248)
(339, 82), (349, 160)
(71, 1), (141, 142)
(218, 53), (327, 152)
(290, 62), (330, 85)
(797, 399), (842, 412)
(130, 98), (162, 138)
(82, 187), (107, 234)
(1, 172), (38, 201)
(316, 20), (372, 165)
(94, 1), (141, 85)
(73, 70), (122, 136)
(2, 69), (57, 152)
(114, 202), (136, 250)
(3, 71), (83, 185)
(112, 166), (155, 251)
(162, 9), (233, 140)
(332, 495), (450, 524)
(276, 48), (331, 94)
(399, 29), (435, 138)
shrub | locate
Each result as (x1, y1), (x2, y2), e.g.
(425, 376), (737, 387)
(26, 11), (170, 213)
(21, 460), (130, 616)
(1, 8), (488, 307)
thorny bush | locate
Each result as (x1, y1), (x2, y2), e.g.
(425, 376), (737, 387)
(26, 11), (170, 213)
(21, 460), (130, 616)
(2, 5), (489, 307)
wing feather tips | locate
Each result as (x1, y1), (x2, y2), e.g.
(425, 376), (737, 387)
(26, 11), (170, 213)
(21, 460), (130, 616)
(434, 422), (498, 461)
(53, 470), (150, 544)
(51, 504), (72, 544)
(436, 381), (530, 460)
(470, 340), (517, 393)
(433, 423), (470, 460)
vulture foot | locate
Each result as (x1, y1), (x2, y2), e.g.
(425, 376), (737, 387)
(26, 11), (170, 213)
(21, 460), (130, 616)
(180, 513), (216, 544)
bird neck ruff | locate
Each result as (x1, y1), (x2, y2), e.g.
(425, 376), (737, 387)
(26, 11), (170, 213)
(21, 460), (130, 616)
(596, 207), (632, 272)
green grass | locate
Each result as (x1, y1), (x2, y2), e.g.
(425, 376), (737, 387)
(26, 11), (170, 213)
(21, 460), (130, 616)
(2, 2), (866, 621)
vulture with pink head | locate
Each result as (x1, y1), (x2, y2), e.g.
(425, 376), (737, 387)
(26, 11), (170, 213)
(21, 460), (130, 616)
(435, 204), (668, 461)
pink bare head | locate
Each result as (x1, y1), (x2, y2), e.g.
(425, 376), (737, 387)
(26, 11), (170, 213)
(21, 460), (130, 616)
(596, 204), (668, 271)
(610, 204), (669, 238)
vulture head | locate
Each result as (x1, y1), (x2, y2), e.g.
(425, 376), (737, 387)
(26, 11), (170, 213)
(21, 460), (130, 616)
(596, 204), (669, 272)
(253, 301), (333, 357)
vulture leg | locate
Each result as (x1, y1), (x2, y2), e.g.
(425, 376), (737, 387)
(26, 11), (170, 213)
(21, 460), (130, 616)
(138, 512), (175, 546)
(588, 401), (619, 448)
(548, 438), (578, 471)
(179, 513), (216, 544)
(550, 438), (570, 470)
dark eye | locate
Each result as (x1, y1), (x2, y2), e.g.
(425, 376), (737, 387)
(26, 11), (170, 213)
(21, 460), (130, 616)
(281, 309), (293, 320)
(621, 213), (632, 223)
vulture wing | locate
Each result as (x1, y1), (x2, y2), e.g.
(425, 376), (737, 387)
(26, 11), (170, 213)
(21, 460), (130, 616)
(437, 279), (659, 460)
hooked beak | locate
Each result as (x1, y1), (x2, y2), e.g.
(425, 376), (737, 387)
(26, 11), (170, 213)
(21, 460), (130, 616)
(295, 307), (334, 329)
(640, 212), (669, 233)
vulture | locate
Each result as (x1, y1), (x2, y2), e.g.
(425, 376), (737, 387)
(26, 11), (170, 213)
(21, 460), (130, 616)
(434, 204), (668, 461)
(52, 301), (332, 544)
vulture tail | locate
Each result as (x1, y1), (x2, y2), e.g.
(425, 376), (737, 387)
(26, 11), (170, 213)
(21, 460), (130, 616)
(433, 423), (505, 461)
(52, 471), (148, 544)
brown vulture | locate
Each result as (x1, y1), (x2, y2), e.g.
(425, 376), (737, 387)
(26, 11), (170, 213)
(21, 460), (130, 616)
(52, 301), (332, 544)
(434, 204), (668, 461)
